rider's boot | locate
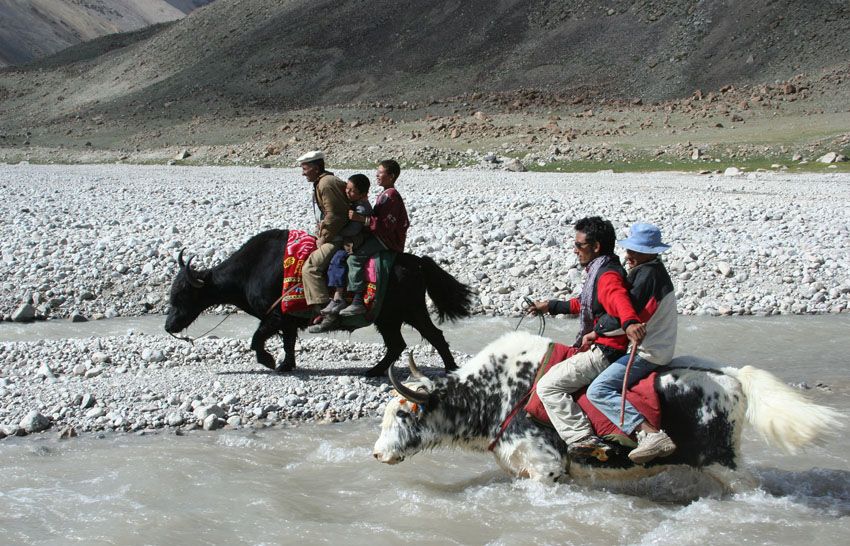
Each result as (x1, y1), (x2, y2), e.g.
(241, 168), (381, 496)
(321, 297), (346, 316)
(308, 313), (340, 333)
(567, 435), (611, 462)
(339, 293), (366, 316)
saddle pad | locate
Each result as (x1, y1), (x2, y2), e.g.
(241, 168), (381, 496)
(281, 230), (317, 314)
(525, 342), (661, 438)
(280, 230), (394, 325)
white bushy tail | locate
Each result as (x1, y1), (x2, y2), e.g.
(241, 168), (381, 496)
(729, 365), (844, 454)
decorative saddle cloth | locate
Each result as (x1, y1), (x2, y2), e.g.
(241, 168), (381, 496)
(280, 229), (392, 326)
(525, 343), (661, 443)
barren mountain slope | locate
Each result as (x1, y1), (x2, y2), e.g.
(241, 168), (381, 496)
(0, 0), (214, 67)
(0, 0), (847, 168)
(1, 0), (848, 125)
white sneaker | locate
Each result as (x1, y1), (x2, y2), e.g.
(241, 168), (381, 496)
(628, 430), (676, 464)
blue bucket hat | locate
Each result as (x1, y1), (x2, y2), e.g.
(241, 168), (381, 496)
(618, 223), (671, 254)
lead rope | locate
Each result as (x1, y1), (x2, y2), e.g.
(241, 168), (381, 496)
(168, 310), (234, 346)
(170, 285), (299, 346)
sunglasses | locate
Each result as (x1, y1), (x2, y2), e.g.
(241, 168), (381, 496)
(573, 241), (592, 249)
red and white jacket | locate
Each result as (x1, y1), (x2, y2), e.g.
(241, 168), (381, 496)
(548, 259), (641, 360)
(596, 259), (677, 365)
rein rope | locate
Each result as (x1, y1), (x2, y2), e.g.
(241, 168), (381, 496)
(170, 285), (297, 346)
(488, 342), (555, 452)
(514, 298), (546, 336)
(489, 301), (548, 450)
(168, 310), (234, 346)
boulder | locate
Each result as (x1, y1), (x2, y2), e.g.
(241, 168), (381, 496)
(166, 412), (185, 426)
(503, 159), (526, 172)
(11, 303), (36, 322)
(193, 404), (225, 421)
(203, 415), (223, 430)
(717, 262), (732, 277)
(20, 410), (51, 433)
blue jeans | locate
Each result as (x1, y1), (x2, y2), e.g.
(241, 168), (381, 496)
(327, 249), (348, 288)
(585, 353), (658, 435)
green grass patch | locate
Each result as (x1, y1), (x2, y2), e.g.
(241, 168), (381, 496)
(526, 156), (850, 174)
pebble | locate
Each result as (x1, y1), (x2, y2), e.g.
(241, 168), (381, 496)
(1, 165), (847, 320)
(0, 165), (848, 438)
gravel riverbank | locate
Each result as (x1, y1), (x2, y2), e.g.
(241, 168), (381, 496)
(1, 164), (848, 437)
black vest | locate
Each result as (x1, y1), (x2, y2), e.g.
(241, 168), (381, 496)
(590, 257), (627, 318)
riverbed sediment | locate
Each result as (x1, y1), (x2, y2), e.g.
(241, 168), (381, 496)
(1, 164), (848, 437)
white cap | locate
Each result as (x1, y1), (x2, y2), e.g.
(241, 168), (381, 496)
(297, 150), (324, 163)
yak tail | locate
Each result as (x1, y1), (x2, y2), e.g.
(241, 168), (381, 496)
(729, 365), (844, 454)
(419, 256), (474, 323)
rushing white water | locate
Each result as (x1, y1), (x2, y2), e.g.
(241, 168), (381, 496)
(1, 316), (848, 545)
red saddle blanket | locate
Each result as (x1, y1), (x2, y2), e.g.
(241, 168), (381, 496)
(525, 343), (661, 438)
(280, 229), (380, 315)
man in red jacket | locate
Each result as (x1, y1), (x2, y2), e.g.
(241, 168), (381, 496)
(529, 216), (645, 460)
(340, 159), (410, 316)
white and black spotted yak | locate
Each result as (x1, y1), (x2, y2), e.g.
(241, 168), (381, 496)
(374, 331), (843, 486)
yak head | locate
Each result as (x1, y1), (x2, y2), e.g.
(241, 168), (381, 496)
(164, 250), (211, 334)
(373, 354), (439, 465)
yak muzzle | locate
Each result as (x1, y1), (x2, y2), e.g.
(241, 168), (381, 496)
(373, 451), (405, 464)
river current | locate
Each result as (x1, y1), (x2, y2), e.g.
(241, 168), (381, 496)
(1, 315), (849, 545)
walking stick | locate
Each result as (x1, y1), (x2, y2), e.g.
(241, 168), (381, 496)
(619, 342), (640, 427)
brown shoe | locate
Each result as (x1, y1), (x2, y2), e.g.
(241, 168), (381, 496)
(568, 436), (611, 462)
(308, 314), (339, 333)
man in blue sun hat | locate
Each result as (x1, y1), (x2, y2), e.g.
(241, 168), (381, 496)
(582, 222), (679, 464)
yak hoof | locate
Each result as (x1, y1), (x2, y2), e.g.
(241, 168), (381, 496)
(257, 352), (276, 370)
(275, 360), (296, 373)
(443, 362), (459, 373)
(364, 364), (391, 377)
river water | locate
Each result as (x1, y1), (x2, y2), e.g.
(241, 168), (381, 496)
(1, 315), (849, 545)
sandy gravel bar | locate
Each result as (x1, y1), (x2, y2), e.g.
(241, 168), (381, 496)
(1, 164), (848, 320)
(1, 164), (848, 437)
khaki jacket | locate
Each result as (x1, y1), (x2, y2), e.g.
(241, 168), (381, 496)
(313, 172), (348, 244)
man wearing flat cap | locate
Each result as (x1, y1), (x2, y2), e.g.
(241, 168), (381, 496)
(298, 151), (349, 317)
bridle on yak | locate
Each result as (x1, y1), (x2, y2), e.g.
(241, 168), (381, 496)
(168, 250), (297, 346)
(168, 289), (298, 346)
(168, 312), (235, 346)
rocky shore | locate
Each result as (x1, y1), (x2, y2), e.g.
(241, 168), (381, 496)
(0, 334), (443, 439)
(1, 164), (848, 438)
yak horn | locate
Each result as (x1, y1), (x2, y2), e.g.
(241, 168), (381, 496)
(388, 363), (429, 405)
(177, 248), (187, 268)
(407, 352), (426, 380)
(184, 255), (205, 288)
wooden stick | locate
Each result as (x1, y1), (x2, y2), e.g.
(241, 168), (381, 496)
(620, 342), (640, 427)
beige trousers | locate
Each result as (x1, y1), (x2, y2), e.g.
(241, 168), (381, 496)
(536, 345), (611, 444)
(302, 241), (341, 306)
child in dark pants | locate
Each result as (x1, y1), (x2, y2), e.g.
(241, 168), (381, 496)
(309, 174), (372, 332)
